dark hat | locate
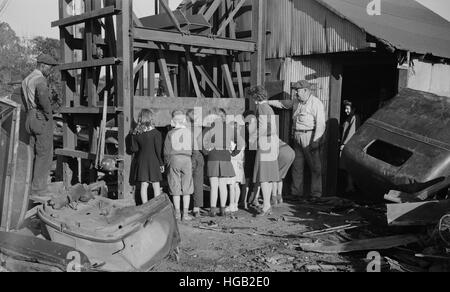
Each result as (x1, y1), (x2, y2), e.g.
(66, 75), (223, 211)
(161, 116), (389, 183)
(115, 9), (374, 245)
(37, 54), (59, 66)
(292, 80), (314, 90)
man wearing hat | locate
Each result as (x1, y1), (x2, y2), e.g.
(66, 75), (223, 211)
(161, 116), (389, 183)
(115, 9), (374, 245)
(22, 54), (60, 198)
(263, 80), (326, 199)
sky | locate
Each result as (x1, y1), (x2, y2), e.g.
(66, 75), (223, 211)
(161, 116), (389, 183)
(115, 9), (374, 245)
(0, 0), (449, 39)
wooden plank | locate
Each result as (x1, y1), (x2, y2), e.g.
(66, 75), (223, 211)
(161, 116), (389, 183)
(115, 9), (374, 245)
(203, 0), (223, 21)
(250, 0), (266, 87)
(57, 57), (118, 71)
(55, 149), (118, 161)
(216, 0), (246, 36)
(148, 58), (156, 97)
(221, 57), (237, 98)
(133, 41), (228, 55)
(213, 59), (219, 98)
(235, 62), (244, 98)
(116, 0), (134, 200)
(194, 63), (223, 98)
(51, 6), (120, 27)
(59, 106), (122, 114)
(134, 27), (256, 52)
(133, 52), (152, 75)
(298, 235), (421, 254)
(387, 200), (450, 226)
(157, 50), (176, 97)
(327, 62), (343, 197)
(185, 51), (202, 98)
(134, 96), (245, 127)
(158, 0), (184, 33)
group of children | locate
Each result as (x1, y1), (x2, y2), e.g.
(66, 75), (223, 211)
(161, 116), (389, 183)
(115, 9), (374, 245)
(130, 107), (252, 221)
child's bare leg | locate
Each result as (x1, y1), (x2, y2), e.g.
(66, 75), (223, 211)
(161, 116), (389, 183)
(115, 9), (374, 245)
(210, 177), (219, 209)
(173, 196), (181, 219)
(141, 182), (149, 204)
(228, 182), (236, 210)
(219, 178), (228, 208)
(152, 182), (161, 197)
(272, 182), (278, 199)
(260, 182), (273, 212)
(182, 195), (192, 221)
(234, 183), (241, 211)
(254, 185), (261, 205)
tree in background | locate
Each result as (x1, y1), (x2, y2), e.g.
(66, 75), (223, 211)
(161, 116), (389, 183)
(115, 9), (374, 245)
(0, 22), (33, 96)
(0, 22), (61, 97)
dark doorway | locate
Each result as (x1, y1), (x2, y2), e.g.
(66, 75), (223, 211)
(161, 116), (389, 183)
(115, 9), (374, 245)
(341, 63), (398, 123)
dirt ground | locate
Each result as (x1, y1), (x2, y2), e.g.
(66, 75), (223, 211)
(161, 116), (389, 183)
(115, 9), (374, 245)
(153, 199), (372, 272)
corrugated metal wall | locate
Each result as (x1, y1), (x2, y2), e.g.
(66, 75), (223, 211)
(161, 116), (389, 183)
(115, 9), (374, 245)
(266, 0), (368, 58)
(281, 56), (332, 115)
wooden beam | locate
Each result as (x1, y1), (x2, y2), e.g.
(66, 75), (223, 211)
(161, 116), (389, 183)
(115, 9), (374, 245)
(51, 6), (120, 27)
(134, 27), (256, 52)
(148, 58), (156, 97)
(133, 41), (228, 56)
(55, 149), (118, 161)
(185, 51), (203, 98)
(250, 0), (266, 87)
(216, 0), (246, 36)
(157, 50), (176, 97)
(57, 57), (118, 71)
(203, 0), (223, 21)
(116, 0), (134, 200)
(221, 56), (237, 98)
(235, 62), (244, 98)
(327, 62), (343, 197)
(194, 64), (223, 98)
(133, 52), (152, 75)
(158, 0), (184, 33)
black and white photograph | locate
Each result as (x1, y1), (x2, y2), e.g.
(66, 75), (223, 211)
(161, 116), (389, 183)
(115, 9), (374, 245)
(0, 0), (450, 278)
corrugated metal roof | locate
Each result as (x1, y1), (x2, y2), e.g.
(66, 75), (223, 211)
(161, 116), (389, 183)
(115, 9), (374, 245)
(316, 0), (450, 59)
(266, 0), (368, 58)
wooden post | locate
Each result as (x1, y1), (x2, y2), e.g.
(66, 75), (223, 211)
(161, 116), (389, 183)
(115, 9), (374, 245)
(116, 0), (134, 200)
(59, 0), (77, 187)
(250, 0), (266, 88)
(327, 62), (343, 197)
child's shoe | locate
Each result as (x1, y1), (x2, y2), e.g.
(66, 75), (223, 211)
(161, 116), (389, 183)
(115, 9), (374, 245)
(209, 207), (218, 218)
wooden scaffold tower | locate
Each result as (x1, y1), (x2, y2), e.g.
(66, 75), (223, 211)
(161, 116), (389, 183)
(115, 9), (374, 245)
(53, 0), (266, 200)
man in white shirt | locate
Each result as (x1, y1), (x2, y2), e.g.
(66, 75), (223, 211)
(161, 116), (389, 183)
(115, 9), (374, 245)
(264, 80), (326, 199)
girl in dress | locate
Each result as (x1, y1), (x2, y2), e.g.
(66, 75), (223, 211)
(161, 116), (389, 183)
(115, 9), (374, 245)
(203, 108), (236, 217)
(227, 122), (246, 213)
(131, 109), (164, 204)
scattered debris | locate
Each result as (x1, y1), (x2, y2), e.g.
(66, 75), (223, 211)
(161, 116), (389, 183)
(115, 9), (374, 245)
(302, 224), (362, 236)
(298, 234), (422, 254)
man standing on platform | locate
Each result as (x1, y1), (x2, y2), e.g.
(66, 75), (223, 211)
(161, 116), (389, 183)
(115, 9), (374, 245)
(262, 80), (326, 200)
(22, 54), (60, 199)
